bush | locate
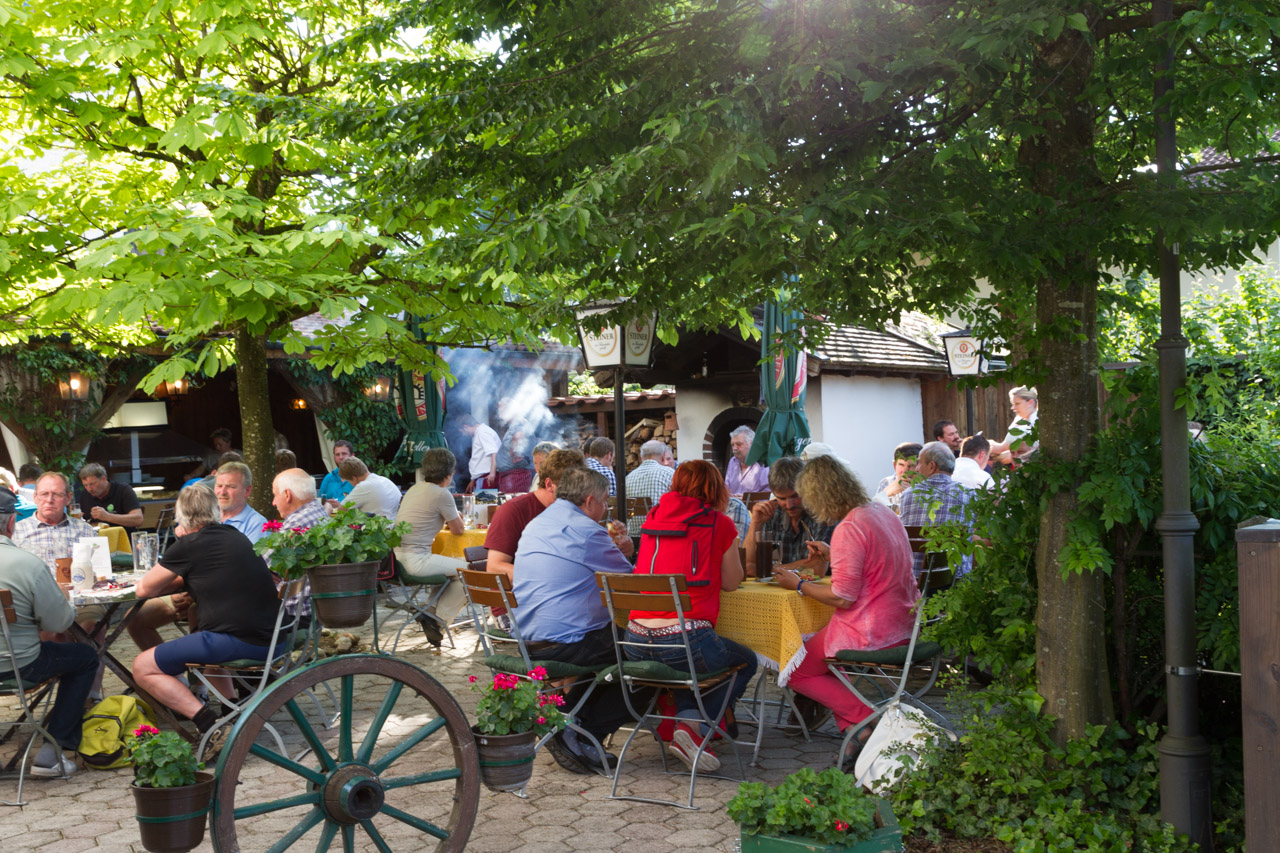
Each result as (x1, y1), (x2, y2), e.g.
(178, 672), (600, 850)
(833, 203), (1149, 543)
(890, 687), (1194, 853)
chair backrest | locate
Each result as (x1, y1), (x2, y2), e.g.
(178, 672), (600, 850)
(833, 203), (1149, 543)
(458, 568), (519, 611)
(594, 571), (691, 615)
(140, 501), (175, 531)
(0, 588), (15, 628)
(0, 589), (31, 690)
(625, 497), (652, 520)
(903, 526), (949, 576)
(463, 546), (488, 573)
(742, 491), (771, 507)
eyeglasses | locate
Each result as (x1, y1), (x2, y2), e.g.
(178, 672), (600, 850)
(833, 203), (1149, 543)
(35, 492), (69, 500)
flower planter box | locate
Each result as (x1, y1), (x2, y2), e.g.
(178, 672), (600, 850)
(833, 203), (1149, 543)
(739, 799), (902, 853)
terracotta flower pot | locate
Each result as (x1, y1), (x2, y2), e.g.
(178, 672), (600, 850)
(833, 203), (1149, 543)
(473, 728), (537, 793)
(308, 560), (380, 628)
(131, 771), (216, 853)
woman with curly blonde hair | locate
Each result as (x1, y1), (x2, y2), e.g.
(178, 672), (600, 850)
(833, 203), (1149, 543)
(772, 455), (918, 757)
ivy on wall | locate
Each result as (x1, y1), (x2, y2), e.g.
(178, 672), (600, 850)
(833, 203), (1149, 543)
(281, 360), (405, 477)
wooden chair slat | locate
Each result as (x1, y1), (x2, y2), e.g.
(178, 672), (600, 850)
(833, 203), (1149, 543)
(594, 573), (687, 592)
(0, 588), (15, 626)
(599, 590), (693, 612)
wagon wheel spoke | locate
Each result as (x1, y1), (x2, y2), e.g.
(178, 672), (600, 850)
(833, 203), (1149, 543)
(211, 655), (479, 853)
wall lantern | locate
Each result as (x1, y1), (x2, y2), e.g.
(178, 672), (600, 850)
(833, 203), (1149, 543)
(290, 398), (309, 411)
(364, 375), (392, 402)
(940, 328), (986, 437)
(59, 371), (91, 401)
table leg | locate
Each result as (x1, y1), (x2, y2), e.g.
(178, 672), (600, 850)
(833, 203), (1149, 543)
(68, 600), (197, 743)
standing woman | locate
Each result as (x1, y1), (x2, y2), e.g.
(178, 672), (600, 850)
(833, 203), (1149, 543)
(774, 455), (919, 761)
(988, 386), (1039, 465)
(393, 448), (469, 647)
(625, 459), (756, 773)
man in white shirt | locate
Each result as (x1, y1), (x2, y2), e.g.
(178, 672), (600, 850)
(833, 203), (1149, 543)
(339, 457), (403, 519)
(951, 435), (995, 491)
(461, 415), (501, 492)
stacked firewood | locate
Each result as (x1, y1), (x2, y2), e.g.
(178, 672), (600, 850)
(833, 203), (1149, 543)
(623, 413), (676, 468)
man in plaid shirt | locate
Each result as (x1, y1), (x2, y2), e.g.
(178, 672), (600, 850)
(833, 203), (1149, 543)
(743, 456), (835, 576)
(624, 440), (674, 535)
(13, 472), (97, 573)
(898, 442), (974, 576)
(269, 468), (332, 620)
(583, 437), (616, 496)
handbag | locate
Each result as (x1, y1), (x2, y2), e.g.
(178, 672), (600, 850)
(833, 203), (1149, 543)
(853, 700), (956, 792)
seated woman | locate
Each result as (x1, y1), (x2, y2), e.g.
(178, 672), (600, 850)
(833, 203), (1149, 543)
(624, 459), (756, 774)
(774, 455), (919, 762)
(131, 484), (285, 759)
(392, 448), (470, 648)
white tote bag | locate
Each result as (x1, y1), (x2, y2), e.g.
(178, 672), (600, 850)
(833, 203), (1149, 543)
(853, 700), (956, 792)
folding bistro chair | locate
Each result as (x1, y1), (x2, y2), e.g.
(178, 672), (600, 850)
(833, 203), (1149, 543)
(381, 550), (459, 653)
(188, 578), (314, 759)
(456, 546), (518, 656)
(457, 569), (612, 790)
(741, 491), (771, 508)
(824, 539), (955, 768)
(595, 572), (747, 810)
(0, 589), (66, 805)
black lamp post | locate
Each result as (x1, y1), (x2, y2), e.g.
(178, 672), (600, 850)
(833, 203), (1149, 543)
(577, 303), (657, 526)
(940, 329), (985, 437)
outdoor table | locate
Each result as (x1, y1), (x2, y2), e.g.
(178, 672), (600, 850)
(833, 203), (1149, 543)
(97, 525), (131, 553)
(431, 528), (488, 560)
(716, 578), (836, 763)
(67, 573), (192, 741)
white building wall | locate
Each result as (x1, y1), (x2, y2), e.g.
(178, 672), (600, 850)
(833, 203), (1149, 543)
(673, 388), (729, 465)
(816, 375), (924, 488)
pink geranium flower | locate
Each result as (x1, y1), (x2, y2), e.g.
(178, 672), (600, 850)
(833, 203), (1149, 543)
(132, 724), (160, 738)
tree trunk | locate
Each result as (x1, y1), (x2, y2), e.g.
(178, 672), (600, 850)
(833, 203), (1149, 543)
(234, 330), (276, 517)
(1020, 20), (1114, 744)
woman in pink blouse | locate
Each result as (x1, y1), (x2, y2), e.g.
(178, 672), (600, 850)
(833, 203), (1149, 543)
(774, 455), (919, 747)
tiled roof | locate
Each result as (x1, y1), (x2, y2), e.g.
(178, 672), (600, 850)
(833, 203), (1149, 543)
(810, 324), (949, 373)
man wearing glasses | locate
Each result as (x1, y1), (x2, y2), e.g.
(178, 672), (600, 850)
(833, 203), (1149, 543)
(13, 472), (97, 571)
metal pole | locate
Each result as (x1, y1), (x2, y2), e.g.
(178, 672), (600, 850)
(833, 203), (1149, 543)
(614, 367), (627, 524)
(1154, 0), (1213, 845)
(964, 386), (975, 438)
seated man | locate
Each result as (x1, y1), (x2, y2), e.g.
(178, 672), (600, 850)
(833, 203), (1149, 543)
(0, 486), (97, 779)
(484, 449), (585, 580)
(339, 456), (403, 520)
(743, 456), (835, 577)
(898, 441), (975, 576)
(871, 442), (922, 511)
(132, 485), (284, 759)
(76, 462), (143, 528)
(127, 461), (267, 651)
(952, 435), (995, 491)
(511, 467), (637, 775)
(269, 468), (331, 622)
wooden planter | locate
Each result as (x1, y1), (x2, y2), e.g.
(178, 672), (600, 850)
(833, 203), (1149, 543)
(739, 799), (902, 853)
(308, 560), (380, 628)
(131, 771), (216, 853)
(473, 728), (537, 793)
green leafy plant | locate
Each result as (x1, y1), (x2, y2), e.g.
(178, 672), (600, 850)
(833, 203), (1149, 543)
(728, 766), (878, 846)
(253, 503), (409, 580)
(127, 725), (202, 788)
(469, 667), (567, 736)
(889, 685), (1194, 852)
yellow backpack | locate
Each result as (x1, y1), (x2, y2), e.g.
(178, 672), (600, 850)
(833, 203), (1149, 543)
(79, 695), (158, 768)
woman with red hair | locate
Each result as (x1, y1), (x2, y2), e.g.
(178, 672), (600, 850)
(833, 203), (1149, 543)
(624, 459), (755, 773)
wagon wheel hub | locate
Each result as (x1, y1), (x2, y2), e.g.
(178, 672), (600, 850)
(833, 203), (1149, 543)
(322, 764), (385, 824)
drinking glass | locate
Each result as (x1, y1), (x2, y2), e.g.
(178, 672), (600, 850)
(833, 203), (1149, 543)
(460, 495), (476, 529)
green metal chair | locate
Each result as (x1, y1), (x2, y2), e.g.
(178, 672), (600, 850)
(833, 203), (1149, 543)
(0, 589), (66, 805)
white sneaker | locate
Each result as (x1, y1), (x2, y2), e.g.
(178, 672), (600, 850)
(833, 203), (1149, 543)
(30, 755), (76, 779)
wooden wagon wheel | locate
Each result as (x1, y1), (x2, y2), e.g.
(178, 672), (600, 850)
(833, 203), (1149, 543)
(209, 654), (479, 853)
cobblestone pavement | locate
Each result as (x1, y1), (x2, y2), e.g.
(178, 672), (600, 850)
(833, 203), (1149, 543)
(0, 601), (953, 852)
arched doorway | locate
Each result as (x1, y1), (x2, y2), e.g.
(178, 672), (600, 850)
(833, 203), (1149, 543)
(702, 406), (763, 472)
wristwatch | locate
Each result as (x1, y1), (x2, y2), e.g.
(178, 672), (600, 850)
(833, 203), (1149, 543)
(795, 579), (807, 597)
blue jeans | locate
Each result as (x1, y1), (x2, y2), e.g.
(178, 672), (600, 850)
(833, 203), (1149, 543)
(2, 642), (98, 750)
(624, 626), (757, 731)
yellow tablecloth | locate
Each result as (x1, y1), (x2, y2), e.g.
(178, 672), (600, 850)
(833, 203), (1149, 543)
(430, 528), (489, 560)
(99, 526), (132, 553)
(717, 578), (835, 682)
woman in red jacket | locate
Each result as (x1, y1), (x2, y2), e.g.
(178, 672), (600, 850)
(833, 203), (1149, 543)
(624, 459), (755, 773)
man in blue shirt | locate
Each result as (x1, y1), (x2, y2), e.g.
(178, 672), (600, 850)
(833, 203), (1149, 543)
(318, 440), (355, 505)
(215, 462), (267, 544)
(512, 467), (637, 775)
